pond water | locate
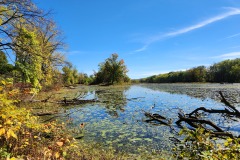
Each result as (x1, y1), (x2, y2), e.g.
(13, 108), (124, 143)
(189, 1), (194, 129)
(58, 83), (240, 154)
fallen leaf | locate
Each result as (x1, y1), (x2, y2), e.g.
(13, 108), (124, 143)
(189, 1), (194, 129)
(56, 141), (63, 147)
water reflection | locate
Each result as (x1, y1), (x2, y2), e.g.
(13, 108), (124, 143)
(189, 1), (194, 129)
(94, 86), (130, 118)
(60, 84), (239, 154)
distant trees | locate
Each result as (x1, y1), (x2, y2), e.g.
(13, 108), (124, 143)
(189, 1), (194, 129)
(78, 73), (94, 85)
(140, 58), (240, 83)
(93, 53), (130, 85)
(62, 64), (78, 86)
(61, 63), (94, 86)
(208, 59), (240, 83)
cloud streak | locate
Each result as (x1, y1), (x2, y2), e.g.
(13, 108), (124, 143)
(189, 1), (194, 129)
(225, 32), (240, 39)
(213, 52), (240, 59)
(134, 7), (240, 52)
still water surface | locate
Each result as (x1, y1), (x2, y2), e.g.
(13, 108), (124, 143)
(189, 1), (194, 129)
(59, 84), (240, 153)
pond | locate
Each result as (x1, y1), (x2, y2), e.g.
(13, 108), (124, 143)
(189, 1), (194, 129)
(57, 83), (240, 154)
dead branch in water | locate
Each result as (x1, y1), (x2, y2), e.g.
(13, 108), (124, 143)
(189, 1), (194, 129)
(143, 110), (171, 126)
(143, 91), (239, 138)
(219, 91), (240, 115)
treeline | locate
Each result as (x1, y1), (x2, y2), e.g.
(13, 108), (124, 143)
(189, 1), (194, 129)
(140, 58), (240, 83)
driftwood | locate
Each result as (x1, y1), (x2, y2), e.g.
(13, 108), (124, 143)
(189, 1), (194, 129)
(174, 91), (239, 138)
(33, 112), (58, 116)
(176, 113), (234, 138)
(188, 107), (238, 117)
(60, 97), (98, 106)
(144, 91), (239, 138)
(219, 91), (240, 115)
(144, 111), (170, 126)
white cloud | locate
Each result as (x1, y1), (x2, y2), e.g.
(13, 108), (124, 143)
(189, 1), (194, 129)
(134, 7), (240, 52)
(132, 45), (148, 53)
(213, 52), (240, 59)
(164, 8), (240, 37)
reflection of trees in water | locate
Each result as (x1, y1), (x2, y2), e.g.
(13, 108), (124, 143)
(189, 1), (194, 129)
(95, 86), (130, 117)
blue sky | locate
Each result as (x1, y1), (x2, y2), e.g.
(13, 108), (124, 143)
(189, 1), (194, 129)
(34, 0), (240, 79)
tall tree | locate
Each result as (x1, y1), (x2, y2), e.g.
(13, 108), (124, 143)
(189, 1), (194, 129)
(94, 53), (130, 84)
(0, 0), (44, 51)
(0, 1), (65, 89)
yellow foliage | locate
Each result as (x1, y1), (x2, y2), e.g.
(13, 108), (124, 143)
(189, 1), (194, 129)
(0, 128), (6, 136)
(6, 129), (17, 139)
(55, 152), (60, 158)
(0, 79), (83, 159)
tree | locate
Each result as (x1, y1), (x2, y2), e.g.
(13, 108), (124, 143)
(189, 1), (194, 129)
(13, 25), (44, 89)
(0, 51), (13, 75)
(62, 63), (79, 86)
(141, 58), (240, 83)
(0, 1), (65, 89)
(0, 0), (44, 51)
(94, 53), (130, 84)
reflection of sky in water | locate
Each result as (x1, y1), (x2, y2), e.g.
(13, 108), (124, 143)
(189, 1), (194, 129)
(62, 84), (239, 153)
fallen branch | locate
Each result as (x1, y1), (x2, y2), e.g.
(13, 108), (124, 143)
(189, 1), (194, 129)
(176, 114), (224, 132)
(33, 112), (58, 116)
(176, 114), (234, 138)
(219, 91), (240, 115)
(188, 107), (239, 117)
(144, 111), (170, 126)
(61, 98), (98, 106)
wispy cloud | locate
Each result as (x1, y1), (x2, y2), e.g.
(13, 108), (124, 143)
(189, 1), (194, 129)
(134, 45), (148, 52)
(213, 51), (240, 59)
(134, 7), (240, 52)
(224, 32), (240, 39)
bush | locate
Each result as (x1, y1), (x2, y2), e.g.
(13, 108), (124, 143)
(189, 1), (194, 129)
(0, 79), (80, 159)
(174, 127), (240, 160)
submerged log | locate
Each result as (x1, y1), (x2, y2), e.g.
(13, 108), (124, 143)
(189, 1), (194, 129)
(219, 91), (240, 116)
(33, 112), (57, 116)
(144, 111), (170, 126)
(188, 107), (239, 117)
(60, 98), (98, 106)
(176, 114), (224, 132)
(143, 91), (239, 138)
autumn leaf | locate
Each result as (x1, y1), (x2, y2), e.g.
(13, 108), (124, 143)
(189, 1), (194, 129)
(56, 141), (63, 147)
(7, 129), (17, 139)
(0, 128), (5, 136)
(55, 152), (60, 158)
(1, 80), (6, 85)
